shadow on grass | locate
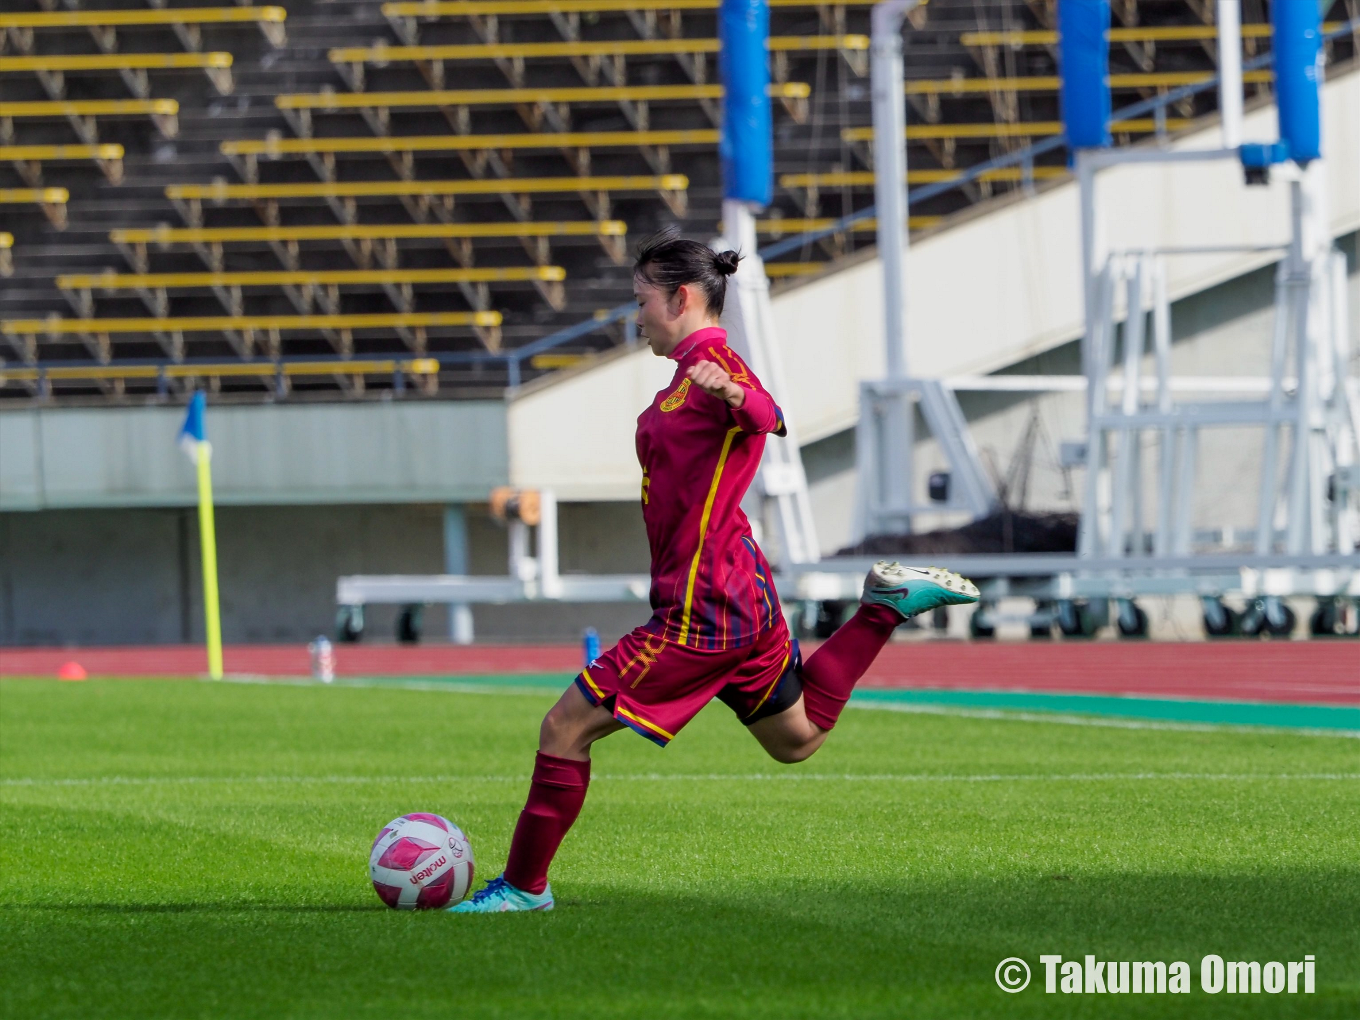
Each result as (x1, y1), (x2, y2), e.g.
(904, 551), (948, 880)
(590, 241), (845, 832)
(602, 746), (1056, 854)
(2, 871), (1357, 1019)
(0, 902), (384, 914)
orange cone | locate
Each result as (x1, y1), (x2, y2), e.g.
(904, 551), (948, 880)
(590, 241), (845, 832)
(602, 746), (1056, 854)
(57, 661), (87, 681)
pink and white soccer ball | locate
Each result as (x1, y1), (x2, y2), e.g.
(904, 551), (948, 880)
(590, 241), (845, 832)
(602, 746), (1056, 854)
(369, 813), (475, 910)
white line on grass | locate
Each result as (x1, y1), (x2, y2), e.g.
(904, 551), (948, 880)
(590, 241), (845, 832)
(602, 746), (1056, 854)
(848, 700), (1360, 738)
(2, 772), (1357, 788)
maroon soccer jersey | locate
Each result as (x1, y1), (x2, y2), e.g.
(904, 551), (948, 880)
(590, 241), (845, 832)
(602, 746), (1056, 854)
(635, 326), (787, 651)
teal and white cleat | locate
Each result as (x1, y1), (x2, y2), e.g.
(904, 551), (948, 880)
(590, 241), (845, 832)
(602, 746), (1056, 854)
(861, 560), (979, 621)
(446, 874), (554, 913)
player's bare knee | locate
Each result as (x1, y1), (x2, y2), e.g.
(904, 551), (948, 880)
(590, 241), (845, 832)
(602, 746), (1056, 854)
(538, 704), (577, 755)
(766, 739), (817, 765)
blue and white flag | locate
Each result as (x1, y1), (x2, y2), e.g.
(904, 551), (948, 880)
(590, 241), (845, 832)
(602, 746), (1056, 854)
(177, 391), (210, 463)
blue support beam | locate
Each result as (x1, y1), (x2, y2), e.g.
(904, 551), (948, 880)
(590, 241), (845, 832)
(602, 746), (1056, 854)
(719, 0), (772, 207)
(1058, 0), (1111, 152)
(1273, 0), (1323, 164)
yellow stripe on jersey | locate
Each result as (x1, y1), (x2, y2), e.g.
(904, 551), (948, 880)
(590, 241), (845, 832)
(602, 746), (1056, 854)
(616, 705), (676, 741)
(580, 667), (606, 701)
(677, 426), (742, 647)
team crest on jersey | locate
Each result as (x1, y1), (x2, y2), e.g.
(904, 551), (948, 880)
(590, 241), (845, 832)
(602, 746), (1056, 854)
(660, 377), (691, 412)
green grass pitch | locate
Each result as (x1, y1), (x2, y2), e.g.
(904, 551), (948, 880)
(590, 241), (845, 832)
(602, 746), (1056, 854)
(1, 676), (1357, 1019)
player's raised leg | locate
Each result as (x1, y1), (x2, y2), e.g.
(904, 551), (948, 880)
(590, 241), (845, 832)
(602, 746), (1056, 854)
(449, 685), (623, 913)
(747, 561), (978, 762)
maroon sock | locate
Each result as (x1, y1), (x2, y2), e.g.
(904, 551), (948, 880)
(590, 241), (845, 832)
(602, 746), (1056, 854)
(799, 604), (900, 730)
(503, 751), (592, 894)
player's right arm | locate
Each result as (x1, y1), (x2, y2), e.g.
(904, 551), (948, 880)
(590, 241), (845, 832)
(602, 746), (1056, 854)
(685, 357), (785, 436)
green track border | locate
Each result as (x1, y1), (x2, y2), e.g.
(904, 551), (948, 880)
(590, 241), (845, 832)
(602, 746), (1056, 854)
(851, 687), (1360, 731)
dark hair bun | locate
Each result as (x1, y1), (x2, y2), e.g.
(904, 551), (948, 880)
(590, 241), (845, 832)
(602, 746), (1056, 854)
(713, 249), (742, 276)
(633, 227), (739, 315)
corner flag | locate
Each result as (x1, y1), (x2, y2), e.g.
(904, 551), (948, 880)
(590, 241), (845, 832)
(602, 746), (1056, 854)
(178, 392), (223, 680)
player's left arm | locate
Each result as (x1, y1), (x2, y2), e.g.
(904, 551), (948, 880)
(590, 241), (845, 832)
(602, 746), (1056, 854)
(686, 354), (786, 436)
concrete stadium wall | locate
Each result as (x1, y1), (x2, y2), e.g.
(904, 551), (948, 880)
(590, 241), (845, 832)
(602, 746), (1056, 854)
(0, 500), (652, 647)
(0, 400), (506, 510)
(0, 504), (443, 646)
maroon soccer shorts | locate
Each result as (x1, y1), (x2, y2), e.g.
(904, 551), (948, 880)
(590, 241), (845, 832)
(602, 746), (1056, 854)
(573, 622), (802, 746)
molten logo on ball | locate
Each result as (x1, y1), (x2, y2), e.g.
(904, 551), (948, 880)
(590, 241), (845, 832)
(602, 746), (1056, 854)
(369, 813), (475, 909)
(410, 856), (447, 884)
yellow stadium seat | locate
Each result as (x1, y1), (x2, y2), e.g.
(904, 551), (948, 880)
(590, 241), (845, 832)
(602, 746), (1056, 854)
(763, 262), (826, 278)
(275, 83), (808, 110)
(841, 119), (1193, 143)
(382, 1), (873, 14)
(903, 71), (1272, 95)
(57, 267), (565, 290)
(276, 82), (810, 130)
(0, 99), (179, 117)
(112, 221), (629, 264)
(959, 23), (1343, 47)
(218, 129), (717, 191)
(167, 174), (691, 219)
(1, 312), (499, 336)
(0, 6), (286, 47)
(0, 187), (69, 228)
(1, 144), (124, 161)
(0, 188), (69, 204)
(0, 53), (234, 95)
(167, 174), (687, 201)
(3, 144), (125, 185)
(328, 36), (866, 63)
(221, 129), (720, 158)
(5, 359), (444, 385)
(779, 168), (1068, 188)
(111, 221), (625, 242)
(0, 232), (11, 277)
(751, 217), (940, 235)
(0, 7), (285, 29)
(529, 352), (590, 370)
(0, 53), (233, 71)
(0, 99), (181, 139)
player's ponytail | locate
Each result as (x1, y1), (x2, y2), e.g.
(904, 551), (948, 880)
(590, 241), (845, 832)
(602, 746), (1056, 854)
(634, 226), (742, 317)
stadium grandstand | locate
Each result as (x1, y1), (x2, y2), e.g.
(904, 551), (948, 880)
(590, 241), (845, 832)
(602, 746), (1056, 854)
(4, 0), (1354, 401)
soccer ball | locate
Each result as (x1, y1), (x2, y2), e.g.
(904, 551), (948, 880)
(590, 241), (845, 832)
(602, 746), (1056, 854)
(369, 813), (475, 909)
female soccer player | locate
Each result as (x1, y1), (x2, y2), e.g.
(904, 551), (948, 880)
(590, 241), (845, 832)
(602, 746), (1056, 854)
(452, 228), (979, 912)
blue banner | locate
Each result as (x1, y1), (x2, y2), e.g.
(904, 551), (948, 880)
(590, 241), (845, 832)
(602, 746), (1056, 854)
(1058, 0), (1111, 151)
(1273, 0), (1322, 163)
(719, 0), (772, 207)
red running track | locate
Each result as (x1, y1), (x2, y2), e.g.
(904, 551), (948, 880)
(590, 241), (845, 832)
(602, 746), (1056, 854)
(0, 644), (581, 679)
(862, 642), (1358, 705)
(1, 641), (1355, 705)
